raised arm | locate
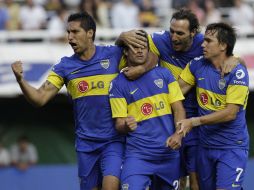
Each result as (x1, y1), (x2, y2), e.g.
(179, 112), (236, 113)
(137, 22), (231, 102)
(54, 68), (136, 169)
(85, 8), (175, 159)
(221, 56), (246, 77)
(115, 30), (148, 50)
(11, 61), (59, 107)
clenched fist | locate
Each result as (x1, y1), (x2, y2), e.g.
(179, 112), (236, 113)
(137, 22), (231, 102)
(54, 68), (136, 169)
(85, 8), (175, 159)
(11, 61), (24, 82)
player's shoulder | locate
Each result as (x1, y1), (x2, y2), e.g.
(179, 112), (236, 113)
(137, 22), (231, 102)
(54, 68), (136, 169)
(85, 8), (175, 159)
(230, 64), (249, 79)
(190, 56), (205, 65)
(150, 30), (169, 41)
(153, 66), (175, 79)
(52, 55), (75, 69)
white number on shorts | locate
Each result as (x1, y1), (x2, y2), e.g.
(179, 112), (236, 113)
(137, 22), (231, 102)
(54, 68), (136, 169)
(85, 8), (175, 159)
(173, 180), (179, 190)
(235, 167), (244, 182)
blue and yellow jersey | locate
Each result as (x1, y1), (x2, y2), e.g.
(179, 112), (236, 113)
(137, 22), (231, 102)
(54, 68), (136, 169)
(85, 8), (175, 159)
(47, 45), (124, 152)
(109, 67), (184, 160)
(180, 57), (249, 149)
(148, 30), (203, 144)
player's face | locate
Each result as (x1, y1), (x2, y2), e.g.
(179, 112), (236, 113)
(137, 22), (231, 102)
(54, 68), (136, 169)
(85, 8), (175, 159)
(126, 46), (149, 66)
(67, 21), (91, 55)
(170, 19), (194, 52)
(202, 30), (226, 59)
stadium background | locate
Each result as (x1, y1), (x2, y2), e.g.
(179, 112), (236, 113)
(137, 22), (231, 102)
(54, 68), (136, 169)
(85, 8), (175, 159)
(0, 0), (254, 189)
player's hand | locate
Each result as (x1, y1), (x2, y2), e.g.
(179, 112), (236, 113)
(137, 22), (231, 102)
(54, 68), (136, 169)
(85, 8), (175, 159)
(122, 65), (146, 80)
(176, 119), (193, 137)
(124, 116), (137, 132)
(11, 61), (24, 83)
(121, 30), (147, 51)
(221, 56), (239, 77)
(166, 132), (183, 150)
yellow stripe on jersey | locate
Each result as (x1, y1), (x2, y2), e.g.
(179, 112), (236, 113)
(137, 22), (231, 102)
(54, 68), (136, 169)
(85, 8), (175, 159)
(226, 85), (249, 107)
(160, 60), (183, 79)
(128, 93), (171, 122)
(118, 55), (127, 71)
(110, 98), (128, 118)
(148, 35), (160, 56)
(47, 71), (64, 89)
(180, 63), (195, 85)
(197, 87), (226, 111)
(168, 81), (185, 104)
(67, 74), (118, 99)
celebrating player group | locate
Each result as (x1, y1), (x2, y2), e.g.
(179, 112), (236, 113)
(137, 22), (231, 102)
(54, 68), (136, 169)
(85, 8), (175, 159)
(12, 8), (249, 190)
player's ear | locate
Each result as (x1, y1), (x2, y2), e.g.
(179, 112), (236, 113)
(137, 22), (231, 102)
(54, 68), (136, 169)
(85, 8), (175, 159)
(123, 48), (128, 56)
(87, 29), (94, 39)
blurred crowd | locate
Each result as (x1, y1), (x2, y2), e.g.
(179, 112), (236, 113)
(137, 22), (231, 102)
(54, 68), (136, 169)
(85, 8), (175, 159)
(0, 0), (254, 38)
(0, 135), (38, 170)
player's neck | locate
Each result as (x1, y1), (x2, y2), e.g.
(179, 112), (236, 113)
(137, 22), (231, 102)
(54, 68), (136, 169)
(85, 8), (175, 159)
(80, 44), (96, 61)
(210, 53), (228, 71)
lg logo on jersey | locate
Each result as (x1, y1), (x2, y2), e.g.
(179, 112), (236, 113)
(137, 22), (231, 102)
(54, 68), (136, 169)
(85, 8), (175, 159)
(78, 81), (105, 93)
(141, 101), (165, 115)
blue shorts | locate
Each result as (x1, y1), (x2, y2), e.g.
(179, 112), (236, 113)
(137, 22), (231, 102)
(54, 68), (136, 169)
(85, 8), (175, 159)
(197, 147), (248, 190)
(121, 157), (180, 190)
(77, 141), (124, 190)
(180, 144), (198, 177)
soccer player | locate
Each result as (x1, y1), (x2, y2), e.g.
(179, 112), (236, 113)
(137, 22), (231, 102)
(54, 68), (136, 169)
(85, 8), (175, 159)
(178, 22), (249, 190)
(11, 12), (154, 190)
(109, 31), (186, 190)
(117, 9), (244, 190)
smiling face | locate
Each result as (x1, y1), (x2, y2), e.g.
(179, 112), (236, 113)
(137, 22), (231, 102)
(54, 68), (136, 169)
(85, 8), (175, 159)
(67, 21), (92, 55)
(170, 18), (195, 52)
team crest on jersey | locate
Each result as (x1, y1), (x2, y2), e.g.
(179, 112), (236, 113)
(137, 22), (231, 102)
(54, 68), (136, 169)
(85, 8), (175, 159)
(218, 78), (226, 90)
(200, 93), (208, 105)
(154, 79), (163, 88)
(100, 59), (110, 69)
(141, 103), (153, 115)
(236, 69), (245, 79)
(78, 80), (89, 93)
(122, 184), (129, 190)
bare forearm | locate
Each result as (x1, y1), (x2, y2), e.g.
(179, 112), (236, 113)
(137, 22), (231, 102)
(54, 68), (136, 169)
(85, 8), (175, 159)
(17, 80), (45, 107)
(194, 104), (239, 126)
(18, 80), (57, 107)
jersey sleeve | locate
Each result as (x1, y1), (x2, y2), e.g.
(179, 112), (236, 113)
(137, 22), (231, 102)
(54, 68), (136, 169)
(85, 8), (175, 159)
(226, 66), (249, 106)
(180, 61), (196, 86)
(46, 59), (65, 89)
(109, 77), (128, 118)
(148, 31), (166, 57)
(163, 69), (185, 104)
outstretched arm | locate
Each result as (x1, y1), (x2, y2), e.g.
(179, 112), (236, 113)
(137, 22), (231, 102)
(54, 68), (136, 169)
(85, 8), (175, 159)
(177, 103), (240, 137)
(11, 61), (59, 107)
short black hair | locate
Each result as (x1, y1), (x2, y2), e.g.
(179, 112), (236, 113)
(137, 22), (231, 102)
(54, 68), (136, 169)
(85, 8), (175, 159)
(67, 12), (96, 41)
(205, 22), (236, 56)
(171, 9), (200, 33)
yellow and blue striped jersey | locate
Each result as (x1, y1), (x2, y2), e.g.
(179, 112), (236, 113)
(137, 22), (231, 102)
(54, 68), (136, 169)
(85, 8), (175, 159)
(148, 30), (203, 144)
(47, 45), (124, 152)
(180, 56), (249, 149)
(109, 67), (184, 159)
